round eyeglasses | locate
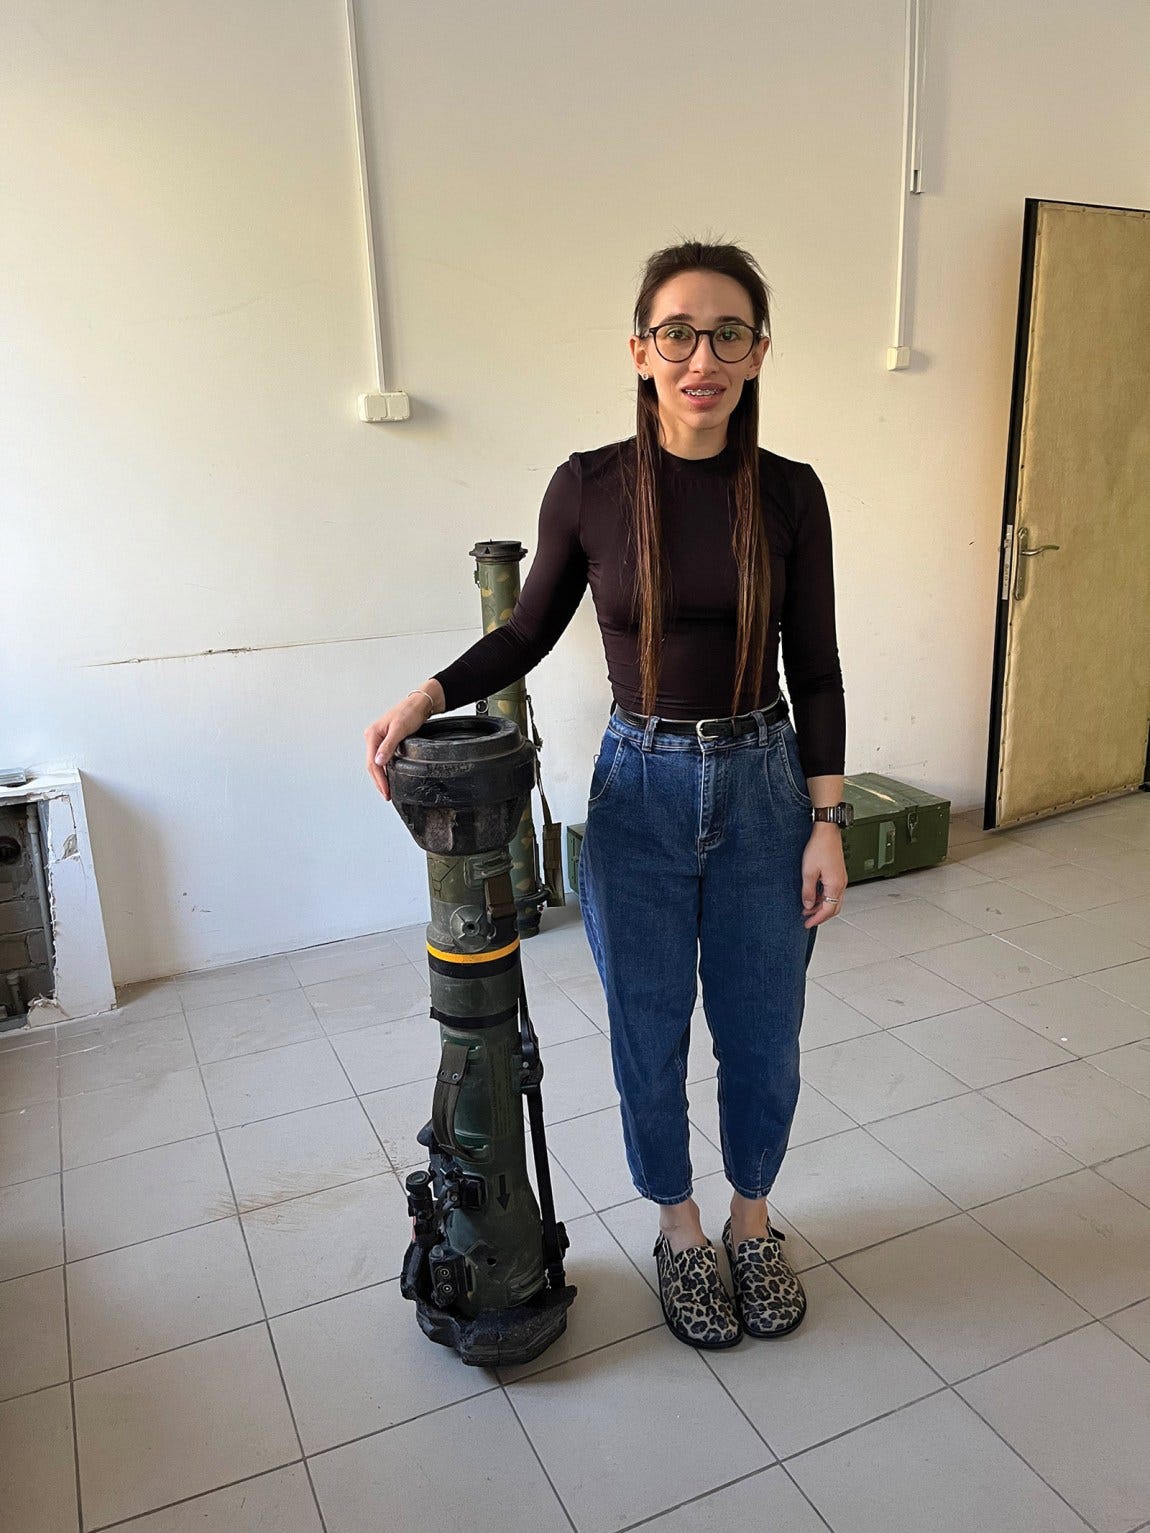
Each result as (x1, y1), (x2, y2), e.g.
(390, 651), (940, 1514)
(643, 321), (759, 364)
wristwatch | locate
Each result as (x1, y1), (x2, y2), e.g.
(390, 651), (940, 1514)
(812, 802), (854, 828)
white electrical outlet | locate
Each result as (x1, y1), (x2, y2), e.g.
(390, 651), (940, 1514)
(358, 391), (412, 422)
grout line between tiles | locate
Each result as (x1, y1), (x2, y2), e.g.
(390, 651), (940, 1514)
(1099, 1291), (1150, 1327)
(288, 956), (416, 988)
(260, 1273), (402, 1329)
(299, 1383), (503, 1466)
(1097, 1165), (1150, 1214)
(52, 1125), (212, 1179)
(56, 1005), (186, 1056)
(501, 1314), (670, 1386)
(55, 1004), (188, 1043)
(322, 1030), (389, 1152)
(193, 1040), (332, 1533)
(0, 1085), (58, 1114)
(971, 1060), (1150, 1167)
(57, 1084), (396, 1184)
(876, 1046), (1144, 1167)
(776, 1462), (839, 1532)
(2, 1255), (68, 1284)
(968, 1174), (1150, 1315)
(826, 1206), (1112, 1380)
(266, 1354), (329, 1532)
(680, 1351), (783, 1478)
(233, 1163), (408, 1222)
(184, 998), (325, 1069)
(951, 1386), (1105, 1533)
(967, 1159), (1113, 1217)
(59, 1316), (286, 1389)
(55, 1077), (84, 1533)
(610, 1463), (804, 1533)
(0, 1374), (87, 1410)
(698, 1118), (1146, 1379)
(354, 1085), (409, 1180)
(60, 1192), (230, 1267)
(881, 1008), (1085, 1083)
(858, 1097), (1086, 1197)
(797, 1072), (975, 1128)
(177, 978), (302, 1013)
(79, 1461), (308, 1533)
(206, 1084), (362, 1135)
(838, 1117), (1140, 1276)
(773, 1193), (960, 1267)
(23, 1166), (575, 1301)
(1086, 1051), (1150, 1104)
(947, 1315), (1103, 1391)
(770, 1383), (949, 1469)
(497, 1384), (580, 1532)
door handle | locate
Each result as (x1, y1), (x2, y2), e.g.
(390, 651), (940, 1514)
(1013, 526), (1062, 600)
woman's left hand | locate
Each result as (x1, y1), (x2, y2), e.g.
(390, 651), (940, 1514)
(801, 825), (848, 929)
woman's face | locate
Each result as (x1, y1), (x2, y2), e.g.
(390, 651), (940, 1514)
(630, 269), (770, 455)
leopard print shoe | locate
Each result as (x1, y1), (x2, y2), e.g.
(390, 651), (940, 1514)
(721, 1217), (807, 1338)
(653, 1234), (742, 1350)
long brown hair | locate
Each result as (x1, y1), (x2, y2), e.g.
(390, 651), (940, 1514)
(629, 239), (772, 717)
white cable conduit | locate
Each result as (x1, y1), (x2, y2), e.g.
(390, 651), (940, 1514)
(888, 0), (926, 370)
(347, 0), (410, 421)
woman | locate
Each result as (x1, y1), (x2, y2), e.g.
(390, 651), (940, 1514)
(366, 239), (848, 1351)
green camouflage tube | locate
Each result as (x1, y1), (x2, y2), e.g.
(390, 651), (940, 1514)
(470, 540), (565, 936)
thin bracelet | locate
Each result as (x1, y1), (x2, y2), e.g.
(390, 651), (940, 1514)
(407, 689), (437, 714)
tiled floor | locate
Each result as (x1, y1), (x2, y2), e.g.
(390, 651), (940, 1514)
(3, 796), (1150, 1532)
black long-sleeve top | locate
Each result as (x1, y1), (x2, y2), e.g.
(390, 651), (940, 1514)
(434, 438), (846, 777)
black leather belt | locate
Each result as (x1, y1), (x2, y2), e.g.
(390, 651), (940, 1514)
(612, 696), (788, 739)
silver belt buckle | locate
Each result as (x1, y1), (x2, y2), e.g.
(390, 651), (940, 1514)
(695, 716), (722, 744)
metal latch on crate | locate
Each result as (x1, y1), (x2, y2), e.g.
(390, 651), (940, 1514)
(877, 820), (896, 870)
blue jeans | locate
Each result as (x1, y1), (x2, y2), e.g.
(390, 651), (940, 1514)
(578, 705), (818, 1204)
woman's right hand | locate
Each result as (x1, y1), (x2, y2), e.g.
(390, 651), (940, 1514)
(364, 684), (442, 801)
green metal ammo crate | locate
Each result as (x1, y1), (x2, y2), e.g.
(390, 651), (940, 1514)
(566, 774), (949, 895)
(842, 774), (950, 885)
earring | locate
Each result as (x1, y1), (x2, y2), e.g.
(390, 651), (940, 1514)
(640, 372), (649, 381)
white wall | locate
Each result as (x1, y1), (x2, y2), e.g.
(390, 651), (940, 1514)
(2, 0), (1148, 984)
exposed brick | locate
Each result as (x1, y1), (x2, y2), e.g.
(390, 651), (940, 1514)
(23, 964), (54, 1002)
(0, 812), (34, 899)
(0, 935), (30, 969)
(0, 896), (42, 939)
(0, 861), (34, 896)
